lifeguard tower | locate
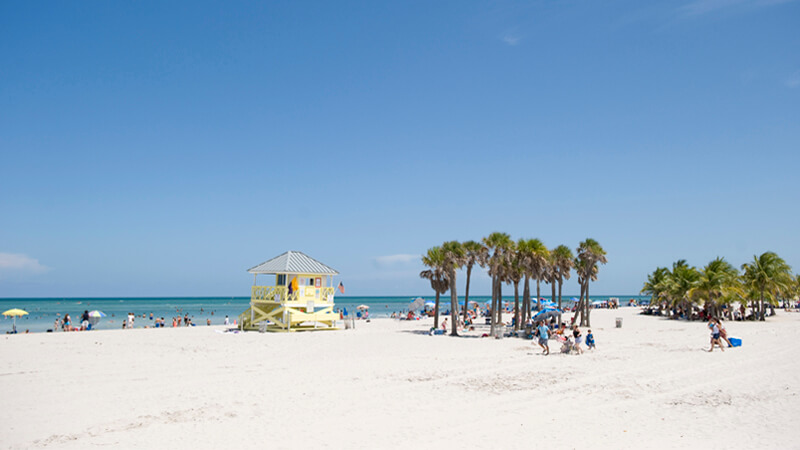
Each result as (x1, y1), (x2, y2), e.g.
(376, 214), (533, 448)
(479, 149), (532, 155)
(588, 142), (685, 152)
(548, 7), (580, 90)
(238, 251), (339, 332)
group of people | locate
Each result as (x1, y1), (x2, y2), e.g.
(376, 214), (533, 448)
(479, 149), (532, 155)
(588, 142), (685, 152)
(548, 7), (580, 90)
(148, 314), (230, 328)
(534, 321), (595, 356)
(53, 310), (231, 331)
(54, 310), (92, 332)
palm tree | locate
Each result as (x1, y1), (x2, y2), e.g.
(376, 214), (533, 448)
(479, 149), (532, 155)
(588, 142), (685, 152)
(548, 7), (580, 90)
(420, 246), (449, 329)
(574, 238), (607, 327)
(440, 241), (466, 336)
(517, 238), (548, 322)
(515, 239), (533, 325)
(688, 257), (739, 319)
(530, 240), (550, 312)
(483, 232), (513, 337)
(551, 245), (574, 310)
(664, 260), (701, 320)
(741, 251), (793, 321)
(545, 252), (557, 317)
(641, 266), (670, 309)
(572, 257), (598, 325)
(508, 246), (524, 331)
(461, 240), (488, 323)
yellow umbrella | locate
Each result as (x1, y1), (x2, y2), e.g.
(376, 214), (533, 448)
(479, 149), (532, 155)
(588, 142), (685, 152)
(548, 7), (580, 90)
(3, 309), (28, 333)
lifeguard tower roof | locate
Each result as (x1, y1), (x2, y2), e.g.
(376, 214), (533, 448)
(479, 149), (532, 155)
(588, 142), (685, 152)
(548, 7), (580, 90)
(247, 251), (339, 275)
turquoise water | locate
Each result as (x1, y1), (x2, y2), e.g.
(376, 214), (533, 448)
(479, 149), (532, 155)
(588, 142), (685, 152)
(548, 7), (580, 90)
(0, 295), (650, 333)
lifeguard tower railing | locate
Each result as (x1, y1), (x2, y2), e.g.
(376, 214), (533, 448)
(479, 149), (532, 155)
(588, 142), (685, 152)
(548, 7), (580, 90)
(238, 285), (337, 332)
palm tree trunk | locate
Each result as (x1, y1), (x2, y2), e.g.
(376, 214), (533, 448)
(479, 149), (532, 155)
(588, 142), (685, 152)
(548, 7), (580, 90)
(573, 282), (585, 325)
(490, 276), (497, 335)
(557, 278), (563, 310)
(463, 265), (473, 322)
(584, 280), (591, 327)
(759, 288), (765, 321)
(536, 279), (541, 311)
(434, 291), (440, 329)
(551, 280), (556, 313)
(522, 276), (530, 324)
(513, 281), (520, 331)
(449, 269), (459, 336)
(497, 281), (503, 332)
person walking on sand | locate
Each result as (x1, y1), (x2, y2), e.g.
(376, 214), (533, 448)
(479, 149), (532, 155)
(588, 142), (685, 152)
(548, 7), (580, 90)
(572, 325), (584, 354)
(586, 329), (596, 350)
(716, 318), (732, 348)
(536, 321), (550, 355)
(708, 319), (725, 352)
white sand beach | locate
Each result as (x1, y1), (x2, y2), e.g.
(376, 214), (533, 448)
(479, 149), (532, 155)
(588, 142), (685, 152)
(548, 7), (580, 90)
(1, 307), (799, 449)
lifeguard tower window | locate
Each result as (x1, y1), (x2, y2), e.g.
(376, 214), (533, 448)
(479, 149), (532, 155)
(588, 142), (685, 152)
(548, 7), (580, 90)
(307, 277), (314, 286)
(277, 274), (287, 285)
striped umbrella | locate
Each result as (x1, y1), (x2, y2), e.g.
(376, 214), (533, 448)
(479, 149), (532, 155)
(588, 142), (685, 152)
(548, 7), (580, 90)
(87, 310), (106, 327)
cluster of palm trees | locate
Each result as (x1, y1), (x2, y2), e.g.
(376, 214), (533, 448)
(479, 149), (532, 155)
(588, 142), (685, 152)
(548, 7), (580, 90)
(420, 233), (607, 336)
(641, 251), (798, 321)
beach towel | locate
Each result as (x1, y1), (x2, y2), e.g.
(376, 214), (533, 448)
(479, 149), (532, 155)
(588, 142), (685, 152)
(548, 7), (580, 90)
(728, 337), (742, 347)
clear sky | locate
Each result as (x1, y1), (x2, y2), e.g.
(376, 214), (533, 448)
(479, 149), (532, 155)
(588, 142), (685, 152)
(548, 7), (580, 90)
(1, 0), (798, 298)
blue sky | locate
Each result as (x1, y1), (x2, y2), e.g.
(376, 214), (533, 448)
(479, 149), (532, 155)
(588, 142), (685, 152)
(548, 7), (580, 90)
(1, 0), (798, 297)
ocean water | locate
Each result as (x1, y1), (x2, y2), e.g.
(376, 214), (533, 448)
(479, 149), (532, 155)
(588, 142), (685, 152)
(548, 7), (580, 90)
(0, 295), (651, 333)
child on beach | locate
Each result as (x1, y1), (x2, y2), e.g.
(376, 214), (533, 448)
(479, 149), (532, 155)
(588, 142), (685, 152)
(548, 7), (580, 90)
(586, 330), (595, 350)
(561, 336), (573, 354)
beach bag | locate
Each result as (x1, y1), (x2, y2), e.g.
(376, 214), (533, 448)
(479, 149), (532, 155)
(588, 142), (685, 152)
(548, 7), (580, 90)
(728, 337), (742, 347)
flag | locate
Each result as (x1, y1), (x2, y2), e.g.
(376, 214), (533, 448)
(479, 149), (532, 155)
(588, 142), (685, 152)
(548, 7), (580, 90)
(338, 282), (345, 294)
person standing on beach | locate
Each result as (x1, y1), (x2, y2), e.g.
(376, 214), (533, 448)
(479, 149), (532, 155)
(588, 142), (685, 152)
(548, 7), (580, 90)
(716, 318), (732, 348)
(708, 319), (725, 352)
(224, 315), (229, 326)
(536, 322), (550, 355)
(572, 325), (584, 354)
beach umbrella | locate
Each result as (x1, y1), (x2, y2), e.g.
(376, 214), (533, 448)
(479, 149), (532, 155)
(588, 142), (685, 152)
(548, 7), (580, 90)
(87, 310), (106, 327)
(533, 310), (561, 322)
(2, 309), (28, 333)
(409, 298), (425, 312)
(357, 305), (369, 310)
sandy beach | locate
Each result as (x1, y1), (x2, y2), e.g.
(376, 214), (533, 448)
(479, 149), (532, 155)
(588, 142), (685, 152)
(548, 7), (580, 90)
(2, 307), (799, 449)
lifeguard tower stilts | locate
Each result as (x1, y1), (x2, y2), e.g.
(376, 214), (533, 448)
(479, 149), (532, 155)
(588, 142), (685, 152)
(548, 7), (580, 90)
(238, 251), (340, 332)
